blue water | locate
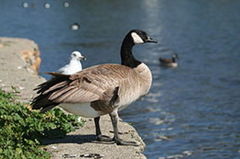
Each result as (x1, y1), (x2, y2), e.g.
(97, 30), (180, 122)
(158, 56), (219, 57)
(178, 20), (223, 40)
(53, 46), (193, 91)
(0, 0), (240, 158)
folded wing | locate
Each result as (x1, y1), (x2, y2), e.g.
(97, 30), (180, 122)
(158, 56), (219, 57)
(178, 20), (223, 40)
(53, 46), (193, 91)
(32, 64), (132, 112)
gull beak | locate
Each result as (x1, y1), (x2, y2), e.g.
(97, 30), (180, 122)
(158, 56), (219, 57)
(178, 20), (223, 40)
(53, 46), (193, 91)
(80, 56), (86, 61)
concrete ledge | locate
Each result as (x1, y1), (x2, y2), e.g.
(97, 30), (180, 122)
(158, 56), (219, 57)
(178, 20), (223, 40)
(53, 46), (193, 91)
(0, 37), (146, 159)
(43, 116), (146, 159)
(0, 37), (45, 102)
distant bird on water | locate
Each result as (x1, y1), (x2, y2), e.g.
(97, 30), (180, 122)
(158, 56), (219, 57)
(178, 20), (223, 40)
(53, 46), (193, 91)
(159, 53), (179, 68)
(70, 23), (80, 30)
(44, 3), (51, 9)
(63, 2), (70, 8)
(58, 51), (86, 75)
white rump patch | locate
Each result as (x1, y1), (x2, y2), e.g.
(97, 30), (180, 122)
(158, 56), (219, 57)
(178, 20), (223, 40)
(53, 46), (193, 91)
(131, 32), (144, 44)
(59, 103), (100, 118)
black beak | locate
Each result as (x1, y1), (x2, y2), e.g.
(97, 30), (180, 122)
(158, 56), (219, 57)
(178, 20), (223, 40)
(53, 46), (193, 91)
(146, 37), (158, 43)
(80, 56), (86, 61)
(82, 56), (87, 61)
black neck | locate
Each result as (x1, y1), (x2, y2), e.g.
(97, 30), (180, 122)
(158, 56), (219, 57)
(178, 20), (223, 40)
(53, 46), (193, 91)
(120, 35), (141, 68)
(172, 57), (176, 62)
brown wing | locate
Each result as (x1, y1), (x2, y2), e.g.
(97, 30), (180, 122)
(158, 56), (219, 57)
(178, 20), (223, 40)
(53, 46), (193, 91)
(32, 64), (132, 111)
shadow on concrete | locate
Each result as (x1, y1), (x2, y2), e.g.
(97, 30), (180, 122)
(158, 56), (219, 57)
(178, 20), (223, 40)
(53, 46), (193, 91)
(41, 134), (114, 145)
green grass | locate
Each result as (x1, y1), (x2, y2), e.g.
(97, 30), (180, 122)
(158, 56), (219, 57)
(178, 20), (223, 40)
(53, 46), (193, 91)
(0, 89), (85, 159)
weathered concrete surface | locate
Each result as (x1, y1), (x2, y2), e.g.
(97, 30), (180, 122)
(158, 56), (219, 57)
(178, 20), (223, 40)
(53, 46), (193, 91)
(0, 37), (146, 159)
(43, 116), (146, 159)
(0, 37), (45, 102)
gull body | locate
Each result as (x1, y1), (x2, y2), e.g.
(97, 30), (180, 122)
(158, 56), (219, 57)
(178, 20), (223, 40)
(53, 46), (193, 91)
(58, 51), (86, 75)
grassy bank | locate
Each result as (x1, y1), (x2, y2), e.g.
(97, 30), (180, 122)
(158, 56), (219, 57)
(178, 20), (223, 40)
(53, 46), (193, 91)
(0, 88), (84, 159)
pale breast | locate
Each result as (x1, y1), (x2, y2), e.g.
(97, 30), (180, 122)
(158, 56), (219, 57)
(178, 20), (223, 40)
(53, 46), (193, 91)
(134, 63), (152, 95)
(117, 63), (152, 109)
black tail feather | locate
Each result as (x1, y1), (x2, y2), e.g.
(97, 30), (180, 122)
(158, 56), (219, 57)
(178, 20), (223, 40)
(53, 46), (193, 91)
(31, 72), (71, 112)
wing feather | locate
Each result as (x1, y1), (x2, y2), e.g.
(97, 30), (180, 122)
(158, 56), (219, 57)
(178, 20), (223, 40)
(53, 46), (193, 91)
(32, 64), (133, 111)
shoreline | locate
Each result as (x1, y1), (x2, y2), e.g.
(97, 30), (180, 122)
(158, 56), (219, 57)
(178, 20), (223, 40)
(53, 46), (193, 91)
(0, 37), (147, 159)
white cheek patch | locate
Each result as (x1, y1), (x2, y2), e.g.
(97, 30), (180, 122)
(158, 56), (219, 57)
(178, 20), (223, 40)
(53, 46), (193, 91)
(131, 32), (144, 44)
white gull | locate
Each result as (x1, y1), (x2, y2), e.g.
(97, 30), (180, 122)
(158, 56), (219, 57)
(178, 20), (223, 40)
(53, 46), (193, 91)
(58, 51), (86, 75)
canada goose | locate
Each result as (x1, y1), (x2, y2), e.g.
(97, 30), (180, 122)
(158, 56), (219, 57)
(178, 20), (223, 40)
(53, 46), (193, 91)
(31, 29), (157, 146)
(159, 53), (179, 67)
(58, 51), (86, 75)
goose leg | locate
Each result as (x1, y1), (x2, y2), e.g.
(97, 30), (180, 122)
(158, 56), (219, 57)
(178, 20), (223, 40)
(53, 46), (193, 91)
(94, 117), (112, 142)
(109, 111), (138, 146)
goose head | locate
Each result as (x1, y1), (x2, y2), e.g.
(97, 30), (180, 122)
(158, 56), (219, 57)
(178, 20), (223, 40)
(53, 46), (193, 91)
(71, 51), (86, 61)
(173, 53), (179, 59)
(172, 53), (179, 61)
(121, 30), (157, 68)
(127, 29), (158, 45)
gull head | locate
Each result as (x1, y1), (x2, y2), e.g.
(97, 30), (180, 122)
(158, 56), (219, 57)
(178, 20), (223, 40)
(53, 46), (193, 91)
(71, 51), (86, 61)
